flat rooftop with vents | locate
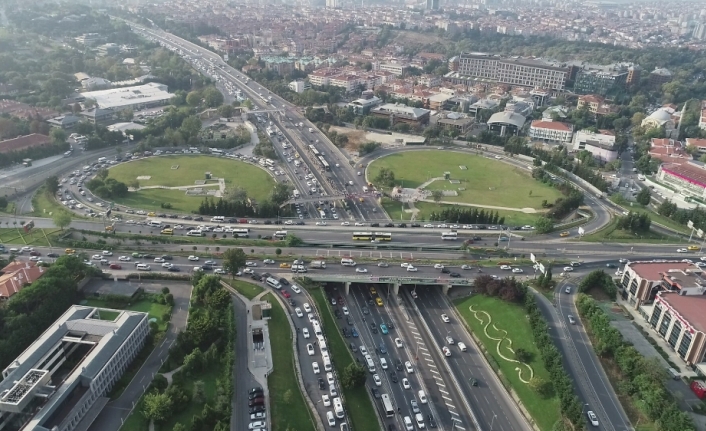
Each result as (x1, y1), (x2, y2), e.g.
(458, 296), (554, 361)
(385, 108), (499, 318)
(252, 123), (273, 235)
(0, 305), (149, 431)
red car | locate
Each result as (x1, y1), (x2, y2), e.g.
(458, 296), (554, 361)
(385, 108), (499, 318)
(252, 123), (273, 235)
(281, 290), (291, 298)
(109, 264), (122, 270)
(30, 251), (41, 256)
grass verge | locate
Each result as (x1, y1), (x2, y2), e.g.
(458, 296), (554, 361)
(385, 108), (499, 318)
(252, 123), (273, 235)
(0, 227), (62, 246)
(308, 286), (380, 431)
(380, 199), (541, 226)
(31, 185), (81, 219)
(581, 217), (673, 243)
(223, 279), (264, 299)
(454, 295), (560, 431)
(609, 195), (688, 235)
(264, 292), (318, 431)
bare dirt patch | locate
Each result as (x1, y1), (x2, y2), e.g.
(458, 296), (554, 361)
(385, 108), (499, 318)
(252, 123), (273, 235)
(329, 126), (367, 149)
(393, 30), (449, 47)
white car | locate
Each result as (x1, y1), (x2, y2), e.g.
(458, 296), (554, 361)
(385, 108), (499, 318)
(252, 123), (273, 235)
(359, 345), (368, 356)
(312, 362), (320, 374)
(341, 222), (350, 226)
(322, 394), (331, 407)
(373, 374), (382, 386)
(303, 303), (312, 313)
(677, 248), (688, 253)
(102, 250), (113, 256)
(188, 255), (199, 261)
(512, 268), (524, 274)
(446, 336), (454, 345)
(406, 266), (418, 272)
(342, 306), (349, 315)
(354, 222), (365, 226)
(243, 268), (254, 274)
(587, 411), (599, 426)
(91, 254), (102, 260)
(377, 262), (389, 267)
(433, 263), (444, 269)
(402, 378), (411, 389)
(118, 256), (131, 262)
(615, 270), (623, 276)
(563, 266), (574, 272)
(291, 284), (301, 294)
(400, 262), (410, 268)
(458, 342), (467, 351)
(441, 314), (450, 323)
(316, 221), (327, 226)
(154, 257), (165, 263)
(500, 265), (512, 270)
(307, 343), (315, 356)
(423, 224), (434, 228)
(327, 372), (335, 386)
(355, 267), (368, 273)
(250, 412), (266, 421)
(161, 262), (173, 268)
(395, 338), (403, 348)
(263, 259), (275, 264)
(327, 411), (336, 427)
(405, 361), (414, 373)
(284, 220), (294, 225)
(442, 346), (451, 357)
(295, 307), (303, 318)
(245, 261), (258, 266)
(249, 421), (266, 430)
(214, 268), (226, 274)
(302, 328), (310, 338)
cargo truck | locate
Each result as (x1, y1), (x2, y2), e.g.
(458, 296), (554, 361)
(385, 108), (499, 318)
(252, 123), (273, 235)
(310, 260), (326, 269)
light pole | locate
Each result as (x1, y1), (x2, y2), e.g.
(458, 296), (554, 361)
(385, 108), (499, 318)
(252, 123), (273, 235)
(490, 413), (497, 431)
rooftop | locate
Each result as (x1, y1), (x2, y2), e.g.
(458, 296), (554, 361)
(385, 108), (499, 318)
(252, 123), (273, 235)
(658, 292), (706, 334)
(372, 103), (430, 119)
(628, 261), (698, 281)
(661, 162), (706, 188)
(0, 134), (51, 154)
(487, 111), (526, 129)
(531, 120), (572, 132)
(82, 82), (170, 110)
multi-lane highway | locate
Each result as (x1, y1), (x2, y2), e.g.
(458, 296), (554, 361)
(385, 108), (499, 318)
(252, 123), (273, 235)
(414, 288), (530, 431)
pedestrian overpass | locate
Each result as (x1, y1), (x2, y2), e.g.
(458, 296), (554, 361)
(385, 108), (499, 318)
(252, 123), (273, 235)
(303, 274), (473, 296)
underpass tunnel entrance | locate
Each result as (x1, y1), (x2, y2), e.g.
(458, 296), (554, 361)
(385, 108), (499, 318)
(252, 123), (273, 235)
(251, 328), (264, 350)
(402, 283), (448, 299)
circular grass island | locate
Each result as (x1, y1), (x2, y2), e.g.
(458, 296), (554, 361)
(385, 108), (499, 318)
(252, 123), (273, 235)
(106, 155), (276, 213)
(367, 150), (563, 225)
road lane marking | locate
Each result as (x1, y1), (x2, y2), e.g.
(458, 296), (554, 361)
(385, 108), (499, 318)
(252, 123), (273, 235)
(448, 409), (459, 416)
(445, 402), (456, 409)
(439, 389), (449, 394)
(442, 395), (453, 401)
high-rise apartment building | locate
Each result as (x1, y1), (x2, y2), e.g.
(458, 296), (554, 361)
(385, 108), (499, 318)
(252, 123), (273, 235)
(451, 53), (569, 91)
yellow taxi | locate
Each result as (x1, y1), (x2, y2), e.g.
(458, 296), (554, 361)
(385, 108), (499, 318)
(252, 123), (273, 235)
(160, 228), (174, 235)
(280, 263), (292, 268)
(369, 286), (377, 295)
(560, 231), (570, 237)
(65, 248), (76, 254)
(375, 297), (384, 307)
(688, 245), (700, 251)
(147, 212), (156, 217)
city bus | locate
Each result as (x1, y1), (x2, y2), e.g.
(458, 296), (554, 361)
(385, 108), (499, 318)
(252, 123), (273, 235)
(318, 156), (330, 171)
(441, 231), (458, 240)
(381, 393), (394, 418)
(232, 228), (250, 237)
(352, 232), (374, 240)
(274, 230), (288, 239)
(374, 232), (392, 241)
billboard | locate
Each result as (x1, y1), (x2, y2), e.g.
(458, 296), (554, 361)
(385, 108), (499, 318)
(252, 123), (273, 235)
(530, 253), (536, 263)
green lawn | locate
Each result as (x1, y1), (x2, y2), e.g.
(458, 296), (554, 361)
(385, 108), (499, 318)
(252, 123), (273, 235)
(381, 199), (542, 227)
(309, 287), (380, 431)
(224, 279), (264, 299)
(581, 217), (673, 243)
(0, 227), (61, 246)
(157, 366), (222, 431)
(84, 297), (172, 332)
(368, 151), (561, 210)
(264, 293), (317, 431)
(609, 196), (688, 235)
(31, 186), (81, 219)
(454, 295), (561, 431)
(107, 155), (275, 213)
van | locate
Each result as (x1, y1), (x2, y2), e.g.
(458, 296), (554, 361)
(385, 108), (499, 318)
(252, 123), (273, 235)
(403, 416), (413, 431)
(98, 157), (107, 163)
(160, 228), (173, 235)
(266, 277), (282, 289)
(136, 263), (151, 271)
(320, 341), (328, 354)
(418, 390), (427, 404)
(186, 230), (204, 237)
(363, 186), (368, 192)
(313, 321), (322, 337)
(340, 258), (356, 267)
(668, 367), (680, 380)
(147, 220), (162, 227)
(365, 354), (375, 373)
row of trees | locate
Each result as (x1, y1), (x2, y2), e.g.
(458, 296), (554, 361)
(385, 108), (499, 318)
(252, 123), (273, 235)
(657, 200), (706, 231)
(576, 295), (695, 430)
(578, 270), (617, 300)
(472, 275), (584, 427)
(142, 275), (234, 431)
(85, 169), (130, 200)
(532, 167), (585, 221)
(0, 256), (99, 369)
(428, 208), (506, 226)
(197, 182), (293, 219)
(616, 211), (652, 234)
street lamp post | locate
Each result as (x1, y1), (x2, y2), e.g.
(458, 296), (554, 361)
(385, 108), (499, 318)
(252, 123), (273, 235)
(490, 414), (497, 431)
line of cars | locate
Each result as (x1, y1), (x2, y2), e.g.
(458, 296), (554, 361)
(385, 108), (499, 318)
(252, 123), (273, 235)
(247, 386), (267, 431)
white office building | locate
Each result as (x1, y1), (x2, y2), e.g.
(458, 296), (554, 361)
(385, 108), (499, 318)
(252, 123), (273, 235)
(0, 306), (149, 431)
(82, 82), (172, 111)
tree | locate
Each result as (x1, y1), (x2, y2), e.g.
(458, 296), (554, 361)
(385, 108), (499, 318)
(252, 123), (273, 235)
(45, 176), (60, 195)
(275, 248), (282, 256)
(285, 234), (303, 246)
(217, 104), (235, 118)
(152, 374), (169, 393)
(636, 187), (651, 206)
(0, 196), (7, 210)
(186, 91), (202, 107)
(222, 248), (247, 275)
(96, 168), (109, 180)
(49, 128), (67, 145)
(534, 216), (554, 234)
(514, 348), (532, 363)
(52, 212), (72, 230)
(203, 87), (224, 108)
(374, 168), (396, 188)
(528, 377), (552, 398)
(431, 190), (443, 203)
(341, 363), (367, 389)
(180, 116), (202, 140)
(142, 391), (173, 424)
(193, 380), (206, 404)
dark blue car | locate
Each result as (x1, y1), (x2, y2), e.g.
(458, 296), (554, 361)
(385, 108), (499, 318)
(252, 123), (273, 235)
(351, 327), (359, 337)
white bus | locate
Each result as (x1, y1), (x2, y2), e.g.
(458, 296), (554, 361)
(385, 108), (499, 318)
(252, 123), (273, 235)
(232, 228), (250, 238)
(381, 394), (394, 418)
(441, 231), (458, 240)
(265, 159), (275, 168)
(274, 230), (288, 239)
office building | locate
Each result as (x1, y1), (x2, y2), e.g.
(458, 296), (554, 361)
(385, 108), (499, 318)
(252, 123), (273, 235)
(572, 129), (618, 162)
(0, 305), (149, 431)
(573, 68), (628, 96)
(370, 103), (430, 127)
(649, 68), (673, 88)
(657, 161), (706, 199)
(82, 82), (171, 112)
(487, 111), (526, 136)
(529, 120), (573, 143)
(451, 53), (569, 91)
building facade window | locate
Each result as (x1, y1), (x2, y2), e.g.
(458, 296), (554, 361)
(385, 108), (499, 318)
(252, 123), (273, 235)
(678, 330), (692, 358)
(668, 320), (682, 348)
(629, 278), (638, 295)
(650, 304), (663, 327)
(659, 312), (672, 336)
